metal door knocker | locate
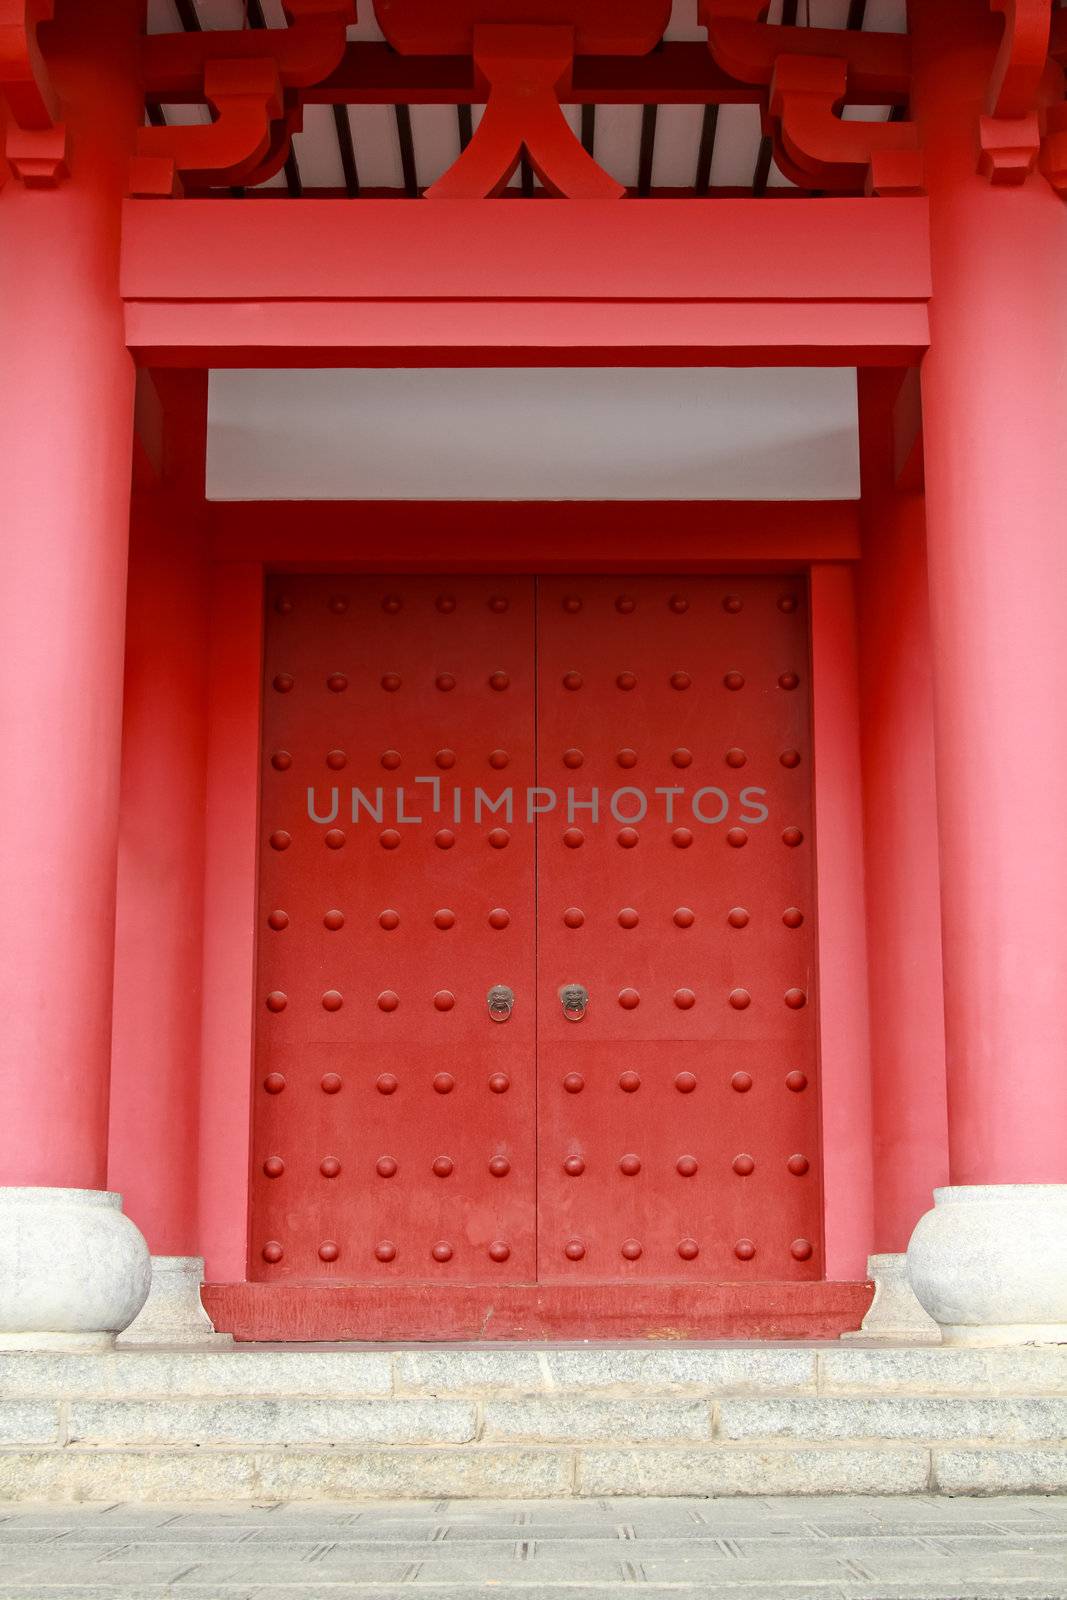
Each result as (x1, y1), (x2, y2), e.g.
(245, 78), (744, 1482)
(487, 984), (514, 1023)
(560, 982), (588, 1022)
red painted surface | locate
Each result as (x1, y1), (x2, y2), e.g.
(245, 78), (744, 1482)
(197, 563), (265, 1283)
(253, 575), (538, 1284)
(118, 197), (929, 371)
(204, 1279), (873, 1344)
(856, 371), (949, 1254)
(913, 0), (1067, 1187)
(208, 501), (861, 569)
(372, 0), (671, 57)
(809, 566), (875, 1282)
(119, 196), (931, 308)
(0, 2), (141, 1190)
(535, 576), (819, 1284)
(247, 573), (819, 1332)
(109, 385), (209, 1254)
(424, 27), (626, 201)
(125, 297), (929, 372)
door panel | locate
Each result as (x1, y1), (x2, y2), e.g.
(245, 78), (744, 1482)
(251, 572), (819, 1291)
(535, 576), (819, 1280)
(253, 575), (536, 1282)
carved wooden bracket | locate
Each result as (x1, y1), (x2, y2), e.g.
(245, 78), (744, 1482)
(374, 2), (667, 198)
(769, 55), (922, 196)
(0, 0), (67, 185)
(131, 59), (284, 197)
(141, 0), (355, 98)
(980, 1), (1053, 183)
(1040, 8), (1067, 193)
(134, 0), (350, 197)
(698, 1), (912, 102)
(700, 3), (920, 195)
(426, 25), (623, 200)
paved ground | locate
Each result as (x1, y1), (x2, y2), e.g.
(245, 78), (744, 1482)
(0, 1495), (1064, 1598)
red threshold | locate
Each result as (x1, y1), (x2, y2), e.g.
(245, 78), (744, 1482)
(202, 1281), (873, 1343)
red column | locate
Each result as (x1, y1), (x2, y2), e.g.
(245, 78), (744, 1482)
(856, 373), (949, 1249)
(910, 0), (1067, 1185)
(810, 564), (875, 1280)
(0, 4), (143, 1188)
(108, 378), (210, 1254)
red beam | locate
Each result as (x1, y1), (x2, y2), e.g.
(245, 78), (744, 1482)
(146, 40), (906, 108)
(121, 198), (931, 303)
(126, 297), (928, 368)
(206, 499), (862, 567)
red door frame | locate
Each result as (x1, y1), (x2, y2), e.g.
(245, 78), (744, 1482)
(120, 195), (931, 1309)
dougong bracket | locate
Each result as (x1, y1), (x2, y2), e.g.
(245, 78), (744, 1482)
(700, 0), (921, 195)
(131, 59), (284, 197)
(426, 25), (624, 200)
(980, 1), (1054, 183)
(0, 0), (67, 186)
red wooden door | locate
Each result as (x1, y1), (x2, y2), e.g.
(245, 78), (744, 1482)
(253, 575), (537, 1282)
(536, 577), (819, 1282)
(251, 573), (819, 1296)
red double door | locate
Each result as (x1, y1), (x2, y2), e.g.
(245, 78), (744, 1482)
(253, 574), (819, 1298)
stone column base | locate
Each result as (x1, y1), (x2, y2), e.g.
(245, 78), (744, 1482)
(906, 1184), (1067, 1346)
(840, 1254), (942, 1343)
(116, 1257), (233, 1348)
(0, 1188), (150, 1350)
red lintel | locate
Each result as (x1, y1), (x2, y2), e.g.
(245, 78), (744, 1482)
(120, 197), (931, 304)
(206, 498), (861, 567)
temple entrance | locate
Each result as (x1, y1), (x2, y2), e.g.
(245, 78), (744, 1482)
(251, 572), (819, 1316)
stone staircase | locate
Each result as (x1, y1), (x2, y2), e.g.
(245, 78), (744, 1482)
(1, 1343), (1065, 1501)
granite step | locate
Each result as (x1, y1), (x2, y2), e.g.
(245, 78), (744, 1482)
(0, 1343), (1065, 1501)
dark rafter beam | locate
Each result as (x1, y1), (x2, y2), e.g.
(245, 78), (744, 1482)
(332, 103), (359, 195)
(847, 0), (867, 28)
(637, 103), (657, 196)
(752, 133), (773, 196)
(520, 152), (534, 195)
(781, 0), (799, 25)
(173, 0), (201, 30)
(245, 0), (301, 196)
(694, 102), (718, 195)
(147, 102), (167, 127)
(457, 102), (473, 151)
(580, 103), (596, 156)
(394, 102), (418, 195)
(283, 146), (303, 196)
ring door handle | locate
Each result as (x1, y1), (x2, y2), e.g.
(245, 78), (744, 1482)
(487, 984), (514, 1023)
(559, 982), (588, 1022)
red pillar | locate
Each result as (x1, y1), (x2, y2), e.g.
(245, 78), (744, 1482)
(856, 372), (949, 1251)
(0, 4), (142, 1189)
(810, 563), (875, 1280)
(108, 378), (210, 1255)
(910, 0), (1067, 1187)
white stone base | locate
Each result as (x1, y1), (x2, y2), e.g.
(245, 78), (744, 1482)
(936, 1323), (1067, 1347)
(0, 1189), (150, 1351)
(116, 1257), (233, 1348)
(907, 1184), (1067, 1346)
(841, 1254), (942, 1343)
(0, 1332), (116, 1353)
